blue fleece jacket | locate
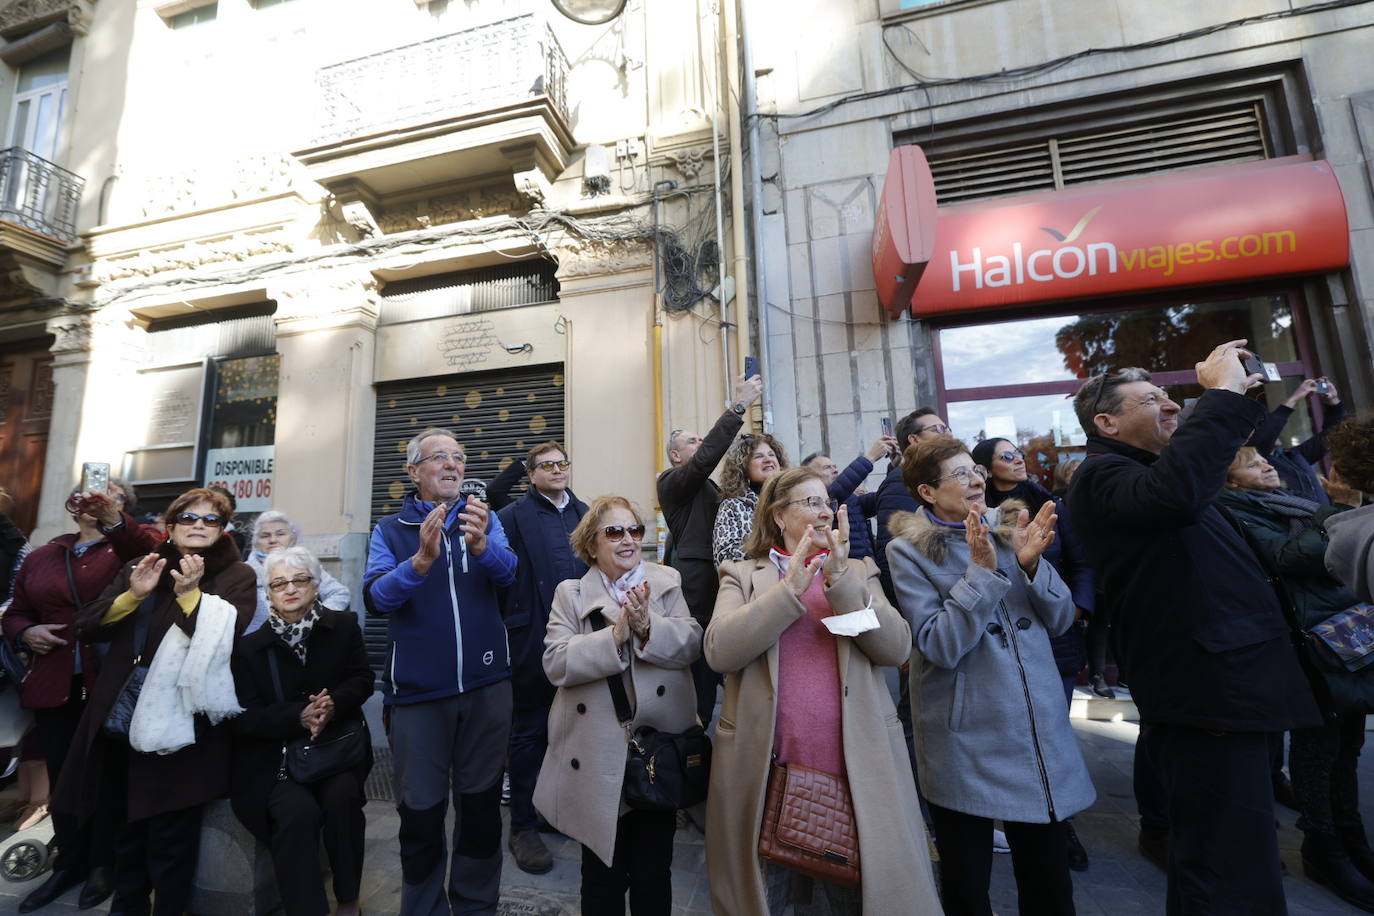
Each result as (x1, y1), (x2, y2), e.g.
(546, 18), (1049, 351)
(364, 493), (518, 705)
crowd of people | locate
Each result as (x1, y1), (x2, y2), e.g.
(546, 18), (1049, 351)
(0, 337), (1372, 916)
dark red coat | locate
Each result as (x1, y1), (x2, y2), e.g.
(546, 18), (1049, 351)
(1, 515), (155, 709)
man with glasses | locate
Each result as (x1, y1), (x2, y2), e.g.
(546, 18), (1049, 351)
(1066, 342), (1320, 914)
(657, 372), (762, 726)
(496, 441), (588, 875)
(874, 408), (952, 603)
(363, 428), (519, 916)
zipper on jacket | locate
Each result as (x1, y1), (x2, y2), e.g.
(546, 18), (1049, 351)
(998, 599), (1057, 822)
(441, 531), (465, 691)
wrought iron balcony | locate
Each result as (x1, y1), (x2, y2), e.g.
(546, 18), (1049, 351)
(311, 14), (571, 147)
(0, 147), (83, 244)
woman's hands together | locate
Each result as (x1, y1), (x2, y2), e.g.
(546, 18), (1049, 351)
(784, 529), (826, 596)
(300, 688), (335, 740)
(1011, 501), (1058, 576)
(823, 505), (851, 587)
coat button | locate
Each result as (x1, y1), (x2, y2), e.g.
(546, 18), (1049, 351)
(576, 703), (586, 714)
(570, 758), (580, 770)
(656, 685), (665, 697)
(986, 622), (1003, 635)
(1016, 617), (1032, 630)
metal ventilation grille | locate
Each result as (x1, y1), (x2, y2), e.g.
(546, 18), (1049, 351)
(379, 260), (559, 325)
(144, 304), (278, 365)
(928, 101), (1271, 205)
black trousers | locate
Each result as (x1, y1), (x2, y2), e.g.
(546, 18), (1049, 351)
(1290, 710), (1366, 838)
(928, 802), (1075, 916)
(267, 772), (367, 916)
(1140, 724), (1287, 915)
(112, 804), (203, 916)
(580, 809), (676, 916)
(507, 661), (555, 833)
(33, 678), (117, 876)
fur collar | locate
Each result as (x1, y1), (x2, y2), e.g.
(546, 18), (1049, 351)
(887, 500), (1027, 565)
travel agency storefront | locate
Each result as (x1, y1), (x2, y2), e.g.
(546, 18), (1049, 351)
(873, 147), (1354, 481)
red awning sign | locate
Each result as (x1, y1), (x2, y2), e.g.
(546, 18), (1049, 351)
(871, 145), (938, 315)
(873, 153), (1351, 318)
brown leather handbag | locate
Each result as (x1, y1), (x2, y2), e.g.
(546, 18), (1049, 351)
(758, 761), (861, 889)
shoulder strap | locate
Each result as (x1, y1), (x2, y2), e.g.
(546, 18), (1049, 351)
(64, 550), (86, 613)
(588, 611), (633, 725)
(265, 647), (286, 704)
(130, 593), (156, 666)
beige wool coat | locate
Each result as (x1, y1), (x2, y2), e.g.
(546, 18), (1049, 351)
(533, 561), (702, 866)
(704, 556), (943, 915)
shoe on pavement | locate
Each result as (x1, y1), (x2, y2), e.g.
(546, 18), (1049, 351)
(508, 828), (553, 875)
(1304, 832), (1374, 913)
(992, 827), (1010, 854)
(1089, 674), (1117, 700)
(78, 866), (114, 910)
(19, 868), (82, 913)
(1065, 821), (1089, 872)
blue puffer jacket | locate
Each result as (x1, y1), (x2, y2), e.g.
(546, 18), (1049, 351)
(364, 492), (518, 705)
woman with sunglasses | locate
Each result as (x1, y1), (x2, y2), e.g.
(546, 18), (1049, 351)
(52, 487), (255, 916)
(230, 545), (374, 916)
(887, 436), (1094, 915)
(704, 466), (938, 915)
(534, 495), (701, 915)
(712, 433), (788, 566)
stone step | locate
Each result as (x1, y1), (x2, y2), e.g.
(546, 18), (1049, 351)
(1069, 685), (1139, 722)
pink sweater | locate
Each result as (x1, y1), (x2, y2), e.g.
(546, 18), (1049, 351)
(772, 571), (845, 776)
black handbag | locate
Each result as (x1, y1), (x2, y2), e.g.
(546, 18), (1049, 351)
(266, 647), (372, 784)
(590, 611), (711, 811)
(0, 637), (26, 687)
(102, 594), (156, 739)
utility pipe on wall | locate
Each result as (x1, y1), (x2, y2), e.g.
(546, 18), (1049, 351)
(723, 0), (751, 410)
(738, 0), (772, 431)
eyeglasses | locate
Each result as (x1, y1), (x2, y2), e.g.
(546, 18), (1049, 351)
(932, 465), (988, 486)
(174, 512), (224, 527)
(996, 450), (1024, 463)
(917, 423), (951, 436)
(602, 524), (646, 542)
(786, 496), (838, 513)
(268, 575), (314, 593)
(1088, 370), (1117, 419)
(533, 459), (571, 471)
(415, 452), (466, 466)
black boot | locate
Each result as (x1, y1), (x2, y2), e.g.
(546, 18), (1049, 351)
(18, 867), (83, 913)
(1342, 826), (1374, 885)
(1303, 832), (1374, 913)
(77, 866), (114, 909)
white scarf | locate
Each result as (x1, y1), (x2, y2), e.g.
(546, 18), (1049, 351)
(599, 562), (647, 607)
(129, 593), (244, 755)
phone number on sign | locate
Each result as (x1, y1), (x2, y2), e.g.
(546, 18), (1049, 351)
(206, 478), (273, 500)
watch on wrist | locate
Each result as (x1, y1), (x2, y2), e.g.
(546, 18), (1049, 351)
(731, 401), (746, 416)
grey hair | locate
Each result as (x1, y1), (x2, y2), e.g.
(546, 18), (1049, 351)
(665, 429), (685, 463)
(1073, 368), (1153, 436)
(406, 428), (462, 466)
(262, 545), (323, 588)
(110, 477), (137, 507)
(251, 509), (299, 547)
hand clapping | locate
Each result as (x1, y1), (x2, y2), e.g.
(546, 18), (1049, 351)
(965, 509), (997, 571)
(1011, 501), (1058, 576)
(621, 583), (651, 642)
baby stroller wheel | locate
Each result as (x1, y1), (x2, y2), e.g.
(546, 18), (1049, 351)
(1, 839), (48, 882)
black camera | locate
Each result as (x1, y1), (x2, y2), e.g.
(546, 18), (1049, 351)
(1240, 354), (1281, 383)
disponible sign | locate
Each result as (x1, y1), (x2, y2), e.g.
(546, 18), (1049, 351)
(874, 153), (1351, 317)
(205, 446), (274, 513)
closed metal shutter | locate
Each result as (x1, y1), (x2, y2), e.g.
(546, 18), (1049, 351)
(364, 363), (566, 670)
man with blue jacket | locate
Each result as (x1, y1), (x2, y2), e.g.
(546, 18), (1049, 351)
(496, 440), (588, 875)
(364, 428), (518, 916)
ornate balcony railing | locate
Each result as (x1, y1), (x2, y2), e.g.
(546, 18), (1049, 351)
(0, 147), (83, 244)
(311, 14), (571, 147)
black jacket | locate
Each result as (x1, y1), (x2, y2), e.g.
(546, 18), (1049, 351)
(874, 462), (920, 604)
(1066, 388), (1320, 732)
(497, 489), (589, 690)
(827, 456), (876, 561)
(655, 408), (744, 623)
(229, 607), (375, 842)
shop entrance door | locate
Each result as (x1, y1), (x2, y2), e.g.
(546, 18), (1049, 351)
(0, 347), (53, 535)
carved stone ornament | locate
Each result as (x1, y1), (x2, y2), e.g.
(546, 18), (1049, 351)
(0, 0), (93, 40)
(661, 145), (712, 182)
(377, 185), (527, 234)
(116, 152), (315, 222)
(46, 313), (91, 354)
(554, 238), (653, 279)
(90, 228), (296, 286)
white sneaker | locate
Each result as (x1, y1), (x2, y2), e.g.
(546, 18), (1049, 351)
(993, 827), (1010, 854)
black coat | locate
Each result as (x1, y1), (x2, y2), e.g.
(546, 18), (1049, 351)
(229, 607), (375, 842)
(55, 535), (256, 821)
(655, 408), (744, 624)
(874, 462), (920, 604)
(1066, 388), (1321, 732)
(498, 489), (589, 694)
(828, 455), (876, 561)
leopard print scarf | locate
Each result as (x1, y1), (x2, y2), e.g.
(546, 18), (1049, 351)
(267, 602), (321, 665)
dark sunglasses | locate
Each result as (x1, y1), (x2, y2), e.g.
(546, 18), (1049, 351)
(997, 450), (1024, 462)
(602, 524), (646, 542)
(174, 512), (224, 528)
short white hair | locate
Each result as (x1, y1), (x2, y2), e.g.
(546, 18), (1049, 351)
(252, 510), (298, 547)
(262, 545), (323, 587)
(406, 428), (461, 466)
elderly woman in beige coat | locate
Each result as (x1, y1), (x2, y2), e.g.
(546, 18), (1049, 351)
(705, 466), (941, 915)
(533, 494), (702, 916)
